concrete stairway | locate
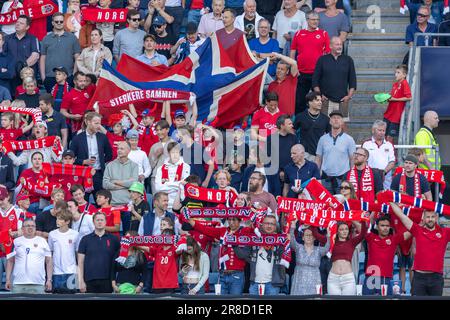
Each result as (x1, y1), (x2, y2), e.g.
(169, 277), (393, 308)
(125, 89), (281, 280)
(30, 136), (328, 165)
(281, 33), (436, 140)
(347, 0), (410, 143)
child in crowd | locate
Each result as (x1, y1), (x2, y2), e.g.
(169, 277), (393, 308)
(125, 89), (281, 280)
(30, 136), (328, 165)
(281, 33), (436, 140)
(162, 100), (197, 138)
(15, 67), (39, 97)
(51, 67), (71, 112)
(126, 107), (158, 155)
(128, 182), (150, 232)
(16, 77), (40, 108)
(0, 112), (33, 141)
(96, 189), (121, 239)
(383, 64), (412, 143)
(85, 74), (97, 96)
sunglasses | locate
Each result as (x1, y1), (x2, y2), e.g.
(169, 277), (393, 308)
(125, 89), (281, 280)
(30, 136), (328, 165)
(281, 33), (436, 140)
(154, 25), (164, 28)
(130, 18), (141, 22)
(340, 186), (351, 190)
(53, 20), (64, 24)
(417, 13), (429, 17)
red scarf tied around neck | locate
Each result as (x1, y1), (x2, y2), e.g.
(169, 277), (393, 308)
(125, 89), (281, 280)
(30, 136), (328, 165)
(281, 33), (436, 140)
(346, 165), (375, 202)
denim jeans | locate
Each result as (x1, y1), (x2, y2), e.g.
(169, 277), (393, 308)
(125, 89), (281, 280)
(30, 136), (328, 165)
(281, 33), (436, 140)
(219, 271), (245, 295)
(0, 257), (5, 289)
(187, 9), (202, 25)
(52, 274), (74, 290)
(249, 282), (280, 296)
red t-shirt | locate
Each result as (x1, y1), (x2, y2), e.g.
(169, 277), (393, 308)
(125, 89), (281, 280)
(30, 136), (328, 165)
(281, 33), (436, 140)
(391, 210), (422, 256)
(384, 79), (411, 124)
(365, 232), (404, 277)
(267, 74), (297, 115)
(291, 28), (330, 74)
(106, 132), (125, 160)
(251, 106), (283, 138)
(0, 207), (19, 257)
(410, 223), (450, 274)
(78, 203), (98, 215)
(100, 207), (121, 239)
(151, 245), (179, 289)
(18, 169), (47, 204)
(191, 0), (204, 9)
(0, 128), (23, 141)
(61, 88), (92, 132)
(138, 124), (158, 155)
(48, 174), (85, 201)
(15, 85), (40, 97)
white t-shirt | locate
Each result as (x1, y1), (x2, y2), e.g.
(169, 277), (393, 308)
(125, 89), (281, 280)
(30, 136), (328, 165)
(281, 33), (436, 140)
(71, 214), (95, 241)
(361, 137), (396, 170)
(273, 9), (307, 49)
(11, 236), (51, 285)
(254, 247), (274, 283)
(253, 167), (269, 192)
(1, 1), (24, 35)
(48, 229), (80, 275)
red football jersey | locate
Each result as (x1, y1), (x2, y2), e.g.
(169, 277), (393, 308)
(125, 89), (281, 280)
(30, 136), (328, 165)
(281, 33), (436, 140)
(18, 169), (48, 204)
(384, 79), (411, 124)
(138, 124), (158, 155)
(78, 203), (98, 215)
(151, 245), (179, 289)
(0, 128), (23, 141)
(99, 207), (121, 239)
(49, 174), (86, 200)
(106, 132), (125, 160)
(61, 88), (92, 132)
(0, 207), (19, 258)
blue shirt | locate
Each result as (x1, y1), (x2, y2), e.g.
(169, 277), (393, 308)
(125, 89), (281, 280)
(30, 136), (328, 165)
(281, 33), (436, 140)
(136, 52), (168, 66)
(248, 38), (281, 76)
(316, 132), (356, 177)
(284, 160), (320, 198)
(405, 22), (437, 46)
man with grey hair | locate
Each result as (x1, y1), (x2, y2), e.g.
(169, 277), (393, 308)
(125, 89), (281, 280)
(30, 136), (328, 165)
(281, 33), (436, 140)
(103, 141), (139, 205)
(283, 144), (320, 198)
(249, 19), (280, 77)
(234, 0), (263, 40)
(362, 120), (396, 189)
(290, 10), (330, 114)
(198, 0), (225, 38)
(414, 110), (440, 170)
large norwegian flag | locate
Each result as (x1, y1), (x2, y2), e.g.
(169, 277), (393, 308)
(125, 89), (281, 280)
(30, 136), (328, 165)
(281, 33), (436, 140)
(90, 32), (268, 128)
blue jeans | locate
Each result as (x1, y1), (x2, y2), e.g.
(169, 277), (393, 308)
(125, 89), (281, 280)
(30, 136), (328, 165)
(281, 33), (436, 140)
(249, 282), (280, 296)
(0, 257), (6, 289)
(187, 9), (202, 25)
(343, 0), (352, 25)
(362, 276), (392, 295)
(53, 274), (74, 290)
(180, 283), (205, 294)
(219, 271), (244, 295)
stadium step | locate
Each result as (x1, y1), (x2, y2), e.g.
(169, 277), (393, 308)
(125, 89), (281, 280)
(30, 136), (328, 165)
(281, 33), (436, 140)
(346, 0), (409, 144)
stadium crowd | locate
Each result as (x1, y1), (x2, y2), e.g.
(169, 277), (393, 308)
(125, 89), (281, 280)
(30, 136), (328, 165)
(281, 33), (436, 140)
(0, 0), (447, 297)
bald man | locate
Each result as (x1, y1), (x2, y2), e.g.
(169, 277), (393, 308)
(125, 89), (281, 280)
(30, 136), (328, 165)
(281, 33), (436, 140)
(283, 144), (320, 197)
(414, 110), (440, 170)
(103, 141), (139, 205)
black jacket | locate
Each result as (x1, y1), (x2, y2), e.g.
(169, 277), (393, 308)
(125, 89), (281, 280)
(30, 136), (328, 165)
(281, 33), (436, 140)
(0, 153), (15, 190)
(70, 131), (113, 171)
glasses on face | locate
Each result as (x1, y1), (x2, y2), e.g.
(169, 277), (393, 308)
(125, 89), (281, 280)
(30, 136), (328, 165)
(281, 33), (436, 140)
(354, 152), (366, 157)
(130, 18), (141, 22)
(53, 20), (64, 24)
(154, 25), (164, 29)
(417, 13), (429, 18)
(340, 185), (351, 190)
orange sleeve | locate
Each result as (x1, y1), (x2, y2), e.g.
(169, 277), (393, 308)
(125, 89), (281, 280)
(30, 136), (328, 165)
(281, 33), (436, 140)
(113, 210), (121, 225)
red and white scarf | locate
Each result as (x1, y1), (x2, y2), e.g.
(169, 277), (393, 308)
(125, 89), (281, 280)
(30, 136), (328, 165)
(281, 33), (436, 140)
(0, 106), (42, 125)
(377, 190), (450, 216)
(343, 198), (424, 217)
(42, 163), (94, 192)
(304, 178), (344, 210)
(21, 178), (60, 198)
(82, 8), (128, 23)
(347, 166), (375, 202)
(2, 136), (63, 157)
(161, 163), (184, 182)
(116, 235), (187, 264)
(399, 171), (421, 197)
(184, 184), (238, 206)
(277, 196), (329, 213)
(293, 209), (370, 227)
(0, 0), (57, 25)
(51, 82), (71, 99)
(182, 207), (254, 220)
(395, 167), (446, 198)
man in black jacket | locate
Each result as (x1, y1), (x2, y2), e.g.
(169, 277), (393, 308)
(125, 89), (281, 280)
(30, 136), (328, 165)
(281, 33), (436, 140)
(70, 112), (113, 194)
(0, 149), (15, 191)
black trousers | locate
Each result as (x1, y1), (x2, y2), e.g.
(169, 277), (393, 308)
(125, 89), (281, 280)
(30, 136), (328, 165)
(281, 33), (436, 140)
(86, 279), (113, 293)
(412, 271), (443, 296)
(93, 170), (104, 195)
(295, 72), (313, 115)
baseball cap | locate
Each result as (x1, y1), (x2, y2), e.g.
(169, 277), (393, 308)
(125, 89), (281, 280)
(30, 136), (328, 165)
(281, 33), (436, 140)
(141, 109), (155, 117)
(16, 194), (30, 203)
(329, 110), (344, 118)
(62, 149), (75, 158)
(374, 93), (391, 104)
(52, 66), (69, 75)
(404, 154), (419, 165)
(153, 15), (166, 26)
(0, 186), (8, 201)
(233, 125), (243, 130)
(174, 109), (186, 118)
(126, 129), (139, 139)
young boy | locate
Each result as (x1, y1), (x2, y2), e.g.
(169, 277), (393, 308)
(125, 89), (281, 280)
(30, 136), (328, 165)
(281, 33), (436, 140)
(163, 100), (197, 138)
(126, 128), (151, 183)
(0, 112), (33, 141)
(70, 184), (97, 215)
(96, 189), (121, 239)
(48, 210), (80, 291)
(128, 182), (150, 232)
(383, 65), (412, 143)
(136, 108), (158, 155)
(51, 67), (71, 112)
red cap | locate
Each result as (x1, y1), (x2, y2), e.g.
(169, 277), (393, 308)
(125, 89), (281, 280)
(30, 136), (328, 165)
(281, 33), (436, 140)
(16, 194), (30, 203)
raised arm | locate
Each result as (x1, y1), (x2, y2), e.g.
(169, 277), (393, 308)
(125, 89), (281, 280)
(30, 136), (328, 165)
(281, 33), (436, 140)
(390, 202), (413, 230)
